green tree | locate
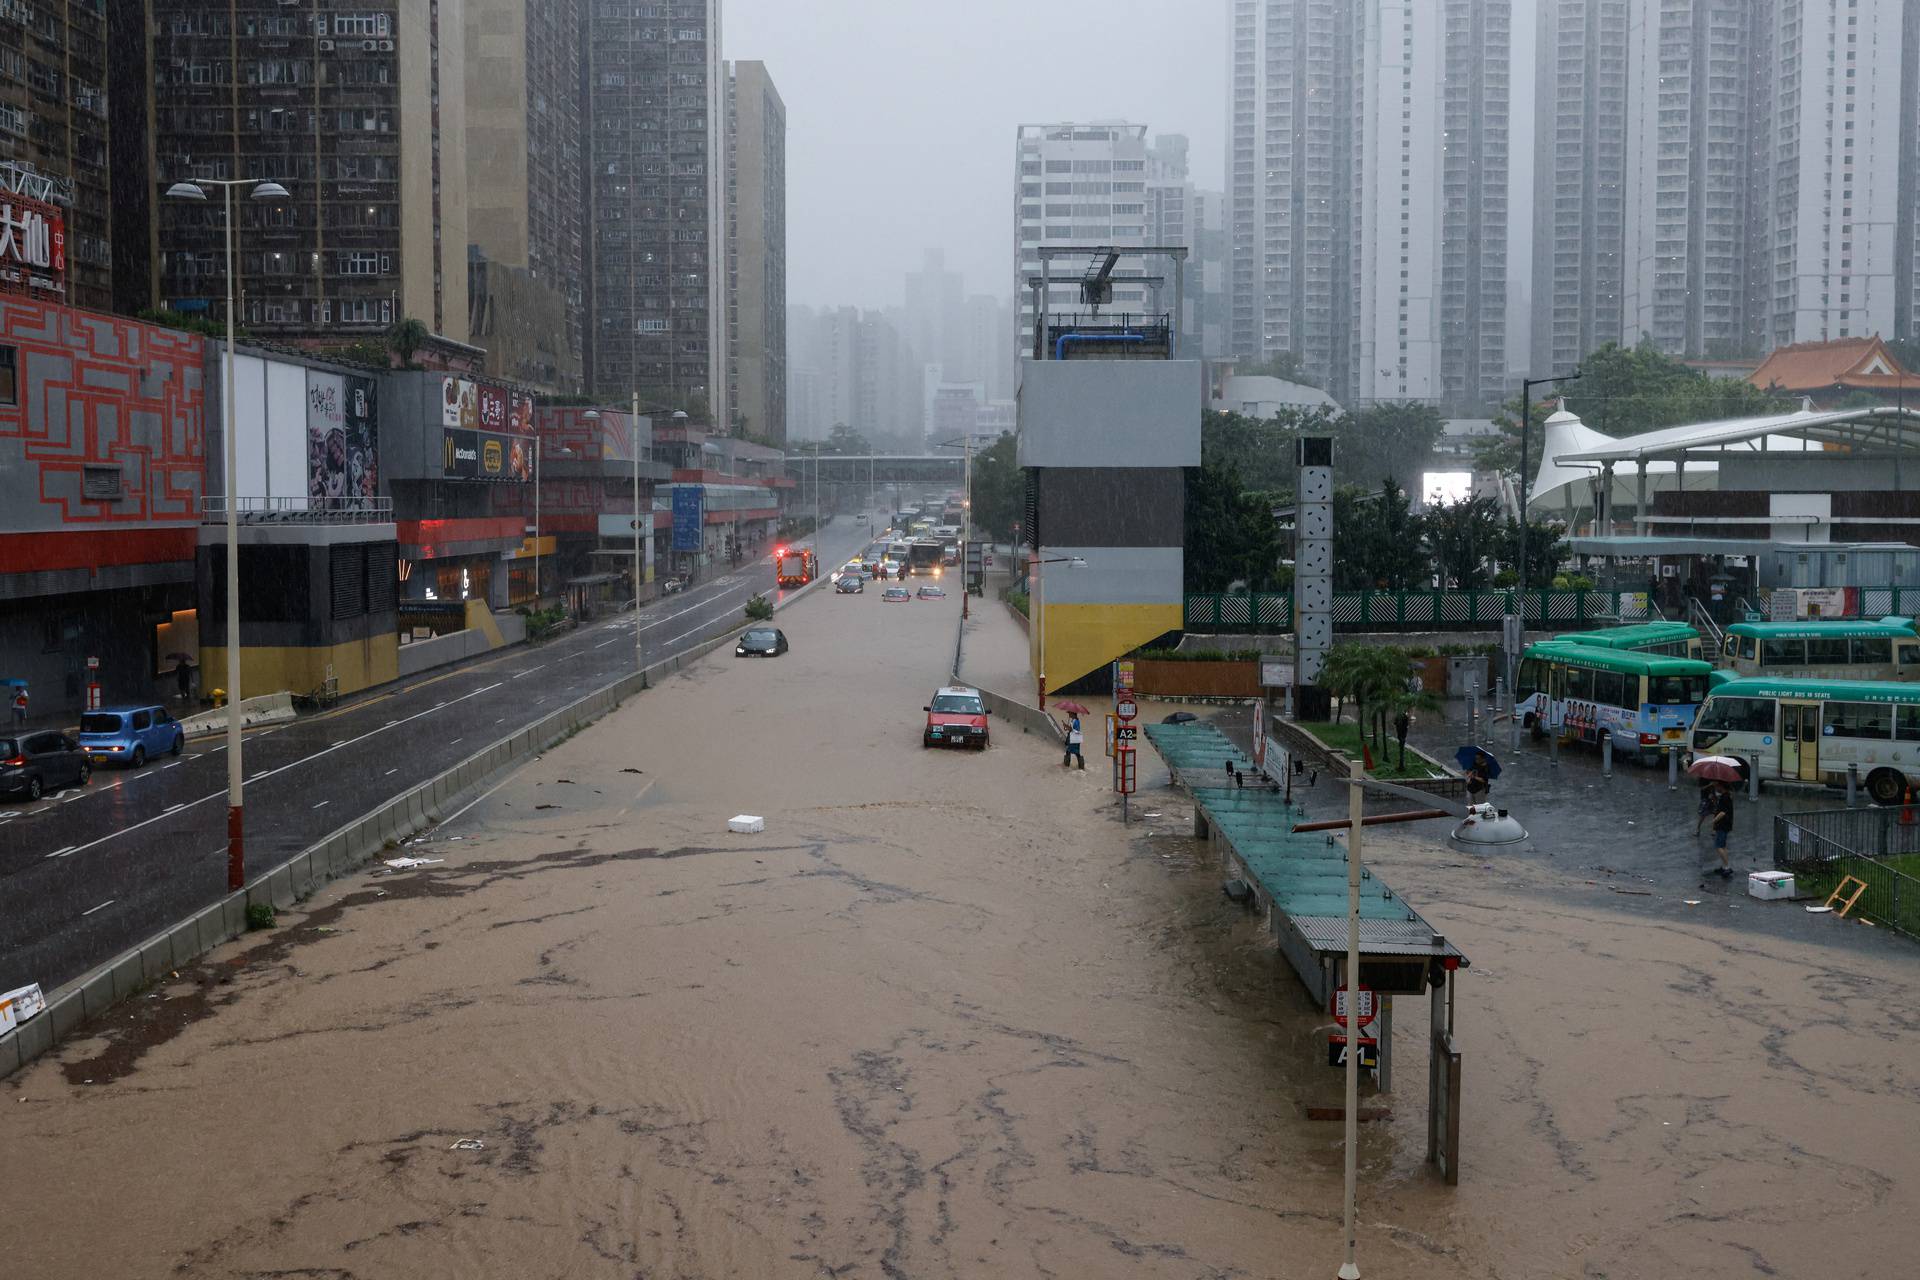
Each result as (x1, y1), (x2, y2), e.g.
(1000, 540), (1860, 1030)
(1184, 460), (1287, 592)
(1202, 406), (1340, 493)
(1336, 402), (1445, 495)
(1333, 479), (1429, 591)
(388, 316), (429, 367)
(825, 422), (872, 454)
(1499, 516), (1570, 587)
(969, 431), (1024, 545)
(1423, 496), (1504, 589)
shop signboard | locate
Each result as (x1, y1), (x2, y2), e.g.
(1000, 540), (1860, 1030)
(672, 486), (705, 551)
(443, 426), (531, 482)
(306, 372), (381, 502)
(0, 191), (65, 299)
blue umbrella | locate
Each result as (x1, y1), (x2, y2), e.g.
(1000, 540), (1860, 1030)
(1455, 746), (1502, 778)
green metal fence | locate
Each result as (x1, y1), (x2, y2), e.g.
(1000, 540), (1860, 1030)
(1183, 588), (1622, 633)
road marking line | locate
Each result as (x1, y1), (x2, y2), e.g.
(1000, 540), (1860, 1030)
(386, 720), (401, 727)
(63, 791), (87, 803)
(384, 767), (399, 776)
(592, 639), (617, 649)
(312, 800), (330, 810)
(162, 761), (182, 769)
(45, 846), (76, 859)
(81, 899), (115, 916)
(434, 769), (521, 829)
(40, 679), (507, 863)
(510, 668), (541, 679)
(448, 737), (462, 745)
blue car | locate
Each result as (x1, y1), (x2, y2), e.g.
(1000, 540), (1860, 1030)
(77, 704), (185, 768)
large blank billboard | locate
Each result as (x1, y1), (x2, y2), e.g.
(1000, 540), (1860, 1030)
(221, 351), (311, 508)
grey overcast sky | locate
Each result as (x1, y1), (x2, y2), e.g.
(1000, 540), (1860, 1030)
(724, 0), (1228, 310)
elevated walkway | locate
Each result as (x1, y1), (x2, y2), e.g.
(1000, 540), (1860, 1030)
(1144, 720), (1468, 1006)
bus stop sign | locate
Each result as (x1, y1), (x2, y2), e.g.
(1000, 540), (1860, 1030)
(1115, 696), (1138, 722)
(1331, 984), (1376, 1029)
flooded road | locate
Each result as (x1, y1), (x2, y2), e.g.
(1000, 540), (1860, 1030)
(5, 588), (1920, 1277)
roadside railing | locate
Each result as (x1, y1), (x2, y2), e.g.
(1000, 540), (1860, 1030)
(1182, 587), (1632, 634)
(202, 495), (393, 524)
(1774, 807), (1920, 942)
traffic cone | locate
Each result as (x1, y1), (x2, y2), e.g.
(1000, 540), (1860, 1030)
(1362, 741), (1375, 771)
(1902, 786), (1915, 826)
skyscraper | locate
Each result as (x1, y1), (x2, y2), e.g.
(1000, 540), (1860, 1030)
(1225, 1), (1510, 410)
(465, 0), (588, 389)
(589, 2), (726, 423)
(1531, 0), (1629, 379)
(726, 61), (787, 444)
(138, 0), (468, 341)
(1013, 122), (1152, 356)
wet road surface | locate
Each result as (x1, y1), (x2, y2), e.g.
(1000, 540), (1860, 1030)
(0, 524), (871, 995)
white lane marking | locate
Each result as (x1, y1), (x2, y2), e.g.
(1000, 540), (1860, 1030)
(44, 845), (77, 859)
(189, 753), (204, 760)
(386, 719), (401, 727)
(385, 767), (399, 776)
(62, 791), (87, 804)
(331, 740), (347, 748)
(162, 761), (183, 769)
(47, 680), (505, 863)
(312, 800), (330, 810)
(494, 718), (505, 724)
(510, 668), (541, 680)
(433, 769), (522, 829)
(448, 737), (462, 746)
(591, 639), (617, 649)
(81, 899), (115, 916)
(164, 802), (188, 814)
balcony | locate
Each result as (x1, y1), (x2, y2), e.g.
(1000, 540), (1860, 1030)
(203, 496), (395, 526)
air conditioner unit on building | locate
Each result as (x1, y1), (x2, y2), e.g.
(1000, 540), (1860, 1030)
(317, 39), (334, 51)
(378, 39), (393, 51)
(363, 40), (378, 51)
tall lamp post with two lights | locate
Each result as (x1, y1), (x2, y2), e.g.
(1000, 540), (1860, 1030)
(165, 177), (290, 892)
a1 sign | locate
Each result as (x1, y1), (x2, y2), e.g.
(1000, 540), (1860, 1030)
(1327, 1034), (1379, 1070)
(1331, 984), (1376, 1029)
(1115, 696), (1138, 722)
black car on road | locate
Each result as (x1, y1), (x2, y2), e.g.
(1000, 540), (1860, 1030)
(736, 627), (791, 657)
(835, 576), (864, 594)
(1, 731), (91, 801)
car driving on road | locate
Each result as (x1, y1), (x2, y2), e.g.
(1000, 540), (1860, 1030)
(882, 585), (911, 602)
(736, 627), (790, 657)
(835, 575), (864, 594)
(916, 585), (946, 600)
(923, 686), (990, 750)
(1, 731), (90, 800)
(77, 704), (184, 768)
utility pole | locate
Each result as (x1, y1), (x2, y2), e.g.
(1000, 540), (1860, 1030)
(1513, 369), (1581, 750)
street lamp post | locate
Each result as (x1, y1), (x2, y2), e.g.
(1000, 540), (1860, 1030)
(166, 177), (289, 893)
(1031, 553), (1088, 710)
(1513, 369), (1582, 749)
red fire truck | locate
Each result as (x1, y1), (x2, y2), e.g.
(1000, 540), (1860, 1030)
(775, 547), (818, 588)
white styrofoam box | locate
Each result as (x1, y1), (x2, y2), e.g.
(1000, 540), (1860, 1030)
(727, 815), (765, 834)
(1, 982), (46, 1030)
(1748, 871), (1796, 900)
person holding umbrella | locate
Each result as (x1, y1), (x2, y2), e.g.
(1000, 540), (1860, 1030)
(1455, 747), (1500, 806)
(1053, 700), (1091, 770)
(1687, 755), (1750, 877)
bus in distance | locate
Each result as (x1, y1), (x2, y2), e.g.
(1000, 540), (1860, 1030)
(1552, 621), (1703, 660)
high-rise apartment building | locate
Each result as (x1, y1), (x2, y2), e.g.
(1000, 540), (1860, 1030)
(588, 1), (725, 427)
(135, 1), (467, 341)
(1618, 0), (1920, 358)
(0, 0), (110, 312)
(1620, 0), (1754, 357)
(464, 0), (587, 390)
(1225, 1), (1509, 410)
(1013, 122), (1152, 356)
(1225, 0), (1355, 384)
(1531, 0), (1628, 378)
(725, 60), (786, 444)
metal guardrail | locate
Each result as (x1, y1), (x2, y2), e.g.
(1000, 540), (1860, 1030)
(201, 495), (394, 525)
(1182, 588), (1631, 633)
(1773, 807), (1920, 941)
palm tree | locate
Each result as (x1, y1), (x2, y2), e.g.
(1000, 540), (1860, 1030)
(388, 316), (429, 367)
(1320, 643), (1367, 725)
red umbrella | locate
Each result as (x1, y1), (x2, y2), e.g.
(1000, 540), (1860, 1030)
(1051, 700), (1092, 715)
(1687, 754), (1750, 782)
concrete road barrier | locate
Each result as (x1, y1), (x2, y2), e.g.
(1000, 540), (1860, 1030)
(179, 691), (295, 737)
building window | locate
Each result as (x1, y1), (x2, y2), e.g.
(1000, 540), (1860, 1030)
(82, 465), (123, 501)
(0, 344), (14, 404)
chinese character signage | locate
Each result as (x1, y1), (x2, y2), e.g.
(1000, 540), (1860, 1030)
(0, 192), (65, 299)
(672, 486), (705, 551)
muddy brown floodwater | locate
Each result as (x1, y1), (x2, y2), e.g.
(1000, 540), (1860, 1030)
(5, 583), (1920, 1279)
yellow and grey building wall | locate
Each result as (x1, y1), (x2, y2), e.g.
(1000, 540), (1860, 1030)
(1017, 360), (1202, 692)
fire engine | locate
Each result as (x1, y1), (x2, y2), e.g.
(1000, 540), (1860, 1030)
(775, 546), (817, 588)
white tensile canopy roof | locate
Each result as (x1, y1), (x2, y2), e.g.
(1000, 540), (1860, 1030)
(1527, 402), (1920, 516)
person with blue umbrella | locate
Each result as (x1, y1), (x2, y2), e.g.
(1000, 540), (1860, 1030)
(1456, 746), (1500, 806)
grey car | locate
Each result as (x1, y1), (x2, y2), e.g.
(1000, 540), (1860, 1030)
(1, 731), (91, 801)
